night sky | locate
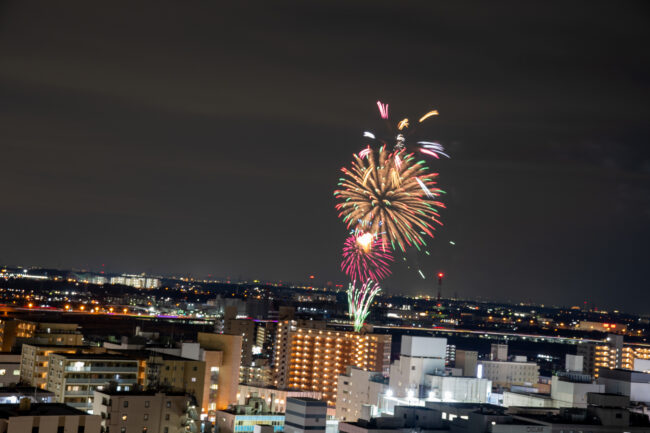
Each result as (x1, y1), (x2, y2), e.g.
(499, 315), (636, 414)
(1, 1), (649, 313)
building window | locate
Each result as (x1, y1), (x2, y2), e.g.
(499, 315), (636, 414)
(124, 401), (129, 408)
(165, 414), (170, 420)
(145, 401), (150, 408)
(166, 401), (171, 408)
(164, 428), (169, 433)
(122, 415), (127, 421)
(144, 414), (149, 420)
(0, 370), (5, 375)
(121, 429), (126, 433)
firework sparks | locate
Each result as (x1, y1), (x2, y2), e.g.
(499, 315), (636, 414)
(347, 279), (381, 332)
(418, 110), (439, 123)
(363, 131), (376, 139)
(418, 141), (450, 159)
(397, 118), (409, 130)
(334, 146), (445, 251)
(377, 101), (389, 119)
(341, 234), (394, 283)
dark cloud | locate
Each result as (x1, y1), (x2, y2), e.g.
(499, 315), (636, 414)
(0, 0), (649, 312)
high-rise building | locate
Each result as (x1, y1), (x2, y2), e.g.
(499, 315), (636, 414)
(92, 390), (199, 433)
(272, 321), (391, 406)
(284, 397), (327, 433)
(196, 332), (243, 413)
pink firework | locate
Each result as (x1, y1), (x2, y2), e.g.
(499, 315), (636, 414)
(341, 234), (394, 282)
(376, 101), (389, 119)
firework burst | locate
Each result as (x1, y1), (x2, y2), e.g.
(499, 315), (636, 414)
(334, 146), (445, 251)
(347, 279), (381, 332)
(341, 234), (394, 282)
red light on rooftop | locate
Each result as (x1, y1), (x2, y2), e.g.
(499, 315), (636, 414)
(437, 272), (444, 278)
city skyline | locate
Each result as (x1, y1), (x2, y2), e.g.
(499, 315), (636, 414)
(1, 1), (649, 314)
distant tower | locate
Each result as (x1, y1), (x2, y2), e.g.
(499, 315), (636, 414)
(437, 272), (444, 301)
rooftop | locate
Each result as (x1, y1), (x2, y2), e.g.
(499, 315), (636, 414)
(0, 403), (90, 418)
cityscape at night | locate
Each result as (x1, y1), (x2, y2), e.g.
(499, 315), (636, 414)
(1, 1), (649, 432)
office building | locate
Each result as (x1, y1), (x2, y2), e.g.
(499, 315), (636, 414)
(478, 358), (539, 388)
(284, 397), (327, 433)
(455, 350), (478, 377)
(273, 321), (391, 406)
(550, 373), (605, 408)
(0, 401), (101, 433)
(336, 366), (387, 422)
(388, 336), (447, 398)
(597, 368), (650, 404)
(425, 374), (492, 403)
(93, 390), (199, 433)
(46, 353), (139, 413)
(490, 344), (508, 361)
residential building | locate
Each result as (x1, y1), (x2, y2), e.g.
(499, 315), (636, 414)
(1, 320), (83, 351)
(46, 353), (139, 413)
(0, 401), (101, 433)
(238, 384), (321, 414)
(216, 396), (284, 433)
(145, 353), (209, 406)
(284, 397), (327, 433)
(273, 322), (391, 406)
(92, 390), (199, 433)
(109, 274), (161, 289)
(197, 332), (243, 413)
(20, 344), (105, 389)
(336, 366), (387, 422)
(578, 334), (624, 378)
(0, 354), (20, 387)
(240, 360), (273, 387)
(0, 386), (54, 404)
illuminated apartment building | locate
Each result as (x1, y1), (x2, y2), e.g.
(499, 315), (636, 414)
(20, 344), (105, 389)
(578, 334), (650, 378)
(272, 321), (391, 406)
(0, 320), (83, 351)
(46, 353), (140, 413)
